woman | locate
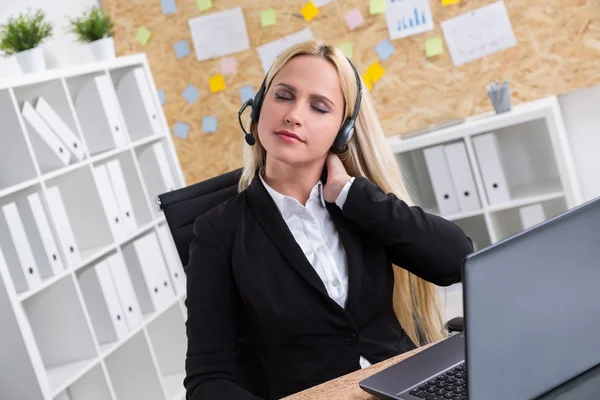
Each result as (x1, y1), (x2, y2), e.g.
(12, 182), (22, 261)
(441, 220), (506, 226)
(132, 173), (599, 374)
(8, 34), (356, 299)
(184, 40), (473, 400)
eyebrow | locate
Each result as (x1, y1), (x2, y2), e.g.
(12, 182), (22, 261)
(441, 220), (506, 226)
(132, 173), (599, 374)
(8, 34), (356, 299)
(275, 82), (336, 108)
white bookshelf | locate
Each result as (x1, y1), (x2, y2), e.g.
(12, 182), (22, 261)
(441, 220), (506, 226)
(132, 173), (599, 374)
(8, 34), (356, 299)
(386, 96), (585, 322)
(0, 54), (188, 400)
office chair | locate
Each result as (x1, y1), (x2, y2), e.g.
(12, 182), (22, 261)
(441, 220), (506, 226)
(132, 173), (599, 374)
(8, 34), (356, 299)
(156, 168), (464, 397)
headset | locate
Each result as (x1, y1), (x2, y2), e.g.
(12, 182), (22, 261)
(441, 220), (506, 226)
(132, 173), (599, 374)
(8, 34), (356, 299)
(237, 56), (363, 154)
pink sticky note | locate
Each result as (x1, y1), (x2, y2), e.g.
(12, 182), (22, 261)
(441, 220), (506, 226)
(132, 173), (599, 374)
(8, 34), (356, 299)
(344, 8), (365, 31)
(220, 57), (237, 75)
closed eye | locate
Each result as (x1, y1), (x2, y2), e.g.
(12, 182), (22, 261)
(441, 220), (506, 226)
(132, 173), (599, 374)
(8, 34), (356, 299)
(274, 93), (329, 114)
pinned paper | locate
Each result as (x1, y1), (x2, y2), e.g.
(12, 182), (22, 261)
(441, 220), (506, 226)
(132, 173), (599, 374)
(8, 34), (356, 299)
(161, 0), (177, 15)
(158, 89), (166, 105)
(344, 9), (365, 31)
(173, 121), (190, 139)
(220, 57), (237, 75)
(375, 39), (395, 61)
(257, 28), (314, 74)
(260, 8), (276, 27)
(174, 40), (190, 58)
(442, 0), (460, 5)
(202, 116), (218, 133)
(182, 85), (200, 104)
(209, 74), (226, 93)
(365, 61), (386, 83)
(196, 0), (213, 12)
(425, 36), (444, 57)
(301, 2), (319, 22)
(386, 0), (435, 40)
(136, 26), (152, 46)
(370, 0), (387, 14)
(239, 85), (255, 103)
(337, 42), (353, 59)
(312, 0), (334, 6)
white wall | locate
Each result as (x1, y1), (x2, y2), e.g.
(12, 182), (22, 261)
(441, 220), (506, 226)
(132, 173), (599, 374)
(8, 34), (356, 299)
(0, 0), (100, 77)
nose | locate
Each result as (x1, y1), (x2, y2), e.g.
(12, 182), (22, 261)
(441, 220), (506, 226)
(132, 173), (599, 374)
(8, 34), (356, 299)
(284, 102), (303, 127)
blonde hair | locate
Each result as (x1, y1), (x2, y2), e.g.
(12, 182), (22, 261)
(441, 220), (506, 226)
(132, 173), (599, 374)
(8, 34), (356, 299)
(238, 40), (445, 345)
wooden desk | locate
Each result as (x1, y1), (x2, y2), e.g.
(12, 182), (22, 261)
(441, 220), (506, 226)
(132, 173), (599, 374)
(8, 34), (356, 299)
(284, 344), (433, 400)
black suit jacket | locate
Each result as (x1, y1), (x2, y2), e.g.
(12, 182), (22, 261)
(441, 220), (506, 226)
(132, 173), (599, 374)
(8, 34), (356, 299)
(183, 175), (473, 399)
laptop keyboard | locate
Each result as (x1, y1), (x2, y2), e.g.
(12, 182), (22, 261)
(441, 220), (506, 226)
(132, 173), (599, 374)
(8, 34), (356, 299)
(408, 363), (467, 400)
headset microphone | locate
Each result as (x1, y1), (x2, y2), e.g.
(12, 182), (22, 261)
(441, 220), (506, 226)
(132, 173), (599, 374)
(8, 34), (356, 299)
(238, 99), (256, 146)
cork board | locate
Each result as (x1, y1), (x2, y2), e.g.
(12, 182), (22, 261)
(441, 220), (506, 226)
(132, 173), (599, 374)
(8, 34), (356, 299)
(101, 0), (600, 184)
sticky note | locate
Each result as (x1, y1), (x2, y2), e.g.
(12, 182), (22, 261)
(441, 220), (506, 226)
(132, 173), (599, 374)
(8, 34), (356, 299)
(136, 26), (152, 46)
(209, 74), (226, 93)
(370, 0), (387, 14)
(220, 57), (237, 75)
(337, 42), (353, 59)
(365, 61), (385, 83)
(174, 40), (190, 58)
(362, 75), (373, 90)
(375, 39), (395, 61)
(239, 85), (255, 103)
(260, 8), (276, 27)
(301, 2), (319, 22)
(161, 0), (177, 15)
(344, 9), (365, 31)
(425, 37), (444, 57)
(173, 121), (190, 139)
(157, 89), (166, 105)
(442, 0), (460, 5)
(202, 116), (217, 133)
(182, 85), (200, 104)
(196, 0), (213, 12)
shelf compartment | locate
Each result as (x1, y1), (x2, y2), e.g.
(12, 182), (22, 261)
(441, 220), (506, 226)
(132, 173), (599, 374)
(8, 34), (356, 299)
(105, 331), (165, 400)
(53, 364), (114, 400)
(0, 89), (38, 190)
(395, 148), (439, 214)
(22, 274), (98, 393)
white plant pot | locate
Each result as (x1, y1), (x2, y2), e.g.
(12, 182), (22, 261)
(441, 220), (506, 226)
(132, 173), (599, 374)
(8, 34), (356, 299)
(89, 37), (116, 61)
(15, 47), (47, 73)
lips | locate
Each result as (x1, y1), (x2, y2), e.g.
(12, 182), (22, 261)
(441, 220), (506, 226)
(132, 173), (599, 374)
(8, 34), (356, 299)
(275, 130), (303, 142)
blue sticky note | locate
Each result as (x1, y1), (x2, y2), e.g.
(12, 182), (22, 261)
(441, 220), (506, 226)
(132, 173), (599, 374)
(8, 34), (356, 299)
(161, 0), (177, 15)
(157, 89), (166, 105)
(239, 85), (255, 104)
(173, 121), (190, 139)
(174, 40), (190, 58)
(182, 85), (200, 104)
(202, 116), (217, 133)
(375, 39), (395, 61)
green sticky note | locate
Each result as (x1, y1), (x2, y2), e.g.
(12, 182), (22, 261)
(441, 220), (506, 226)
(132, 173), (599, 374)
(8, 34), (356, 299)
(196, 0), (213, 12)
(136, 26), (152, 46)
(369, 0), (387, 14)
(260, 8), (276, 27)
(425, 37), (444, 57)
(337, 42), (353, 59)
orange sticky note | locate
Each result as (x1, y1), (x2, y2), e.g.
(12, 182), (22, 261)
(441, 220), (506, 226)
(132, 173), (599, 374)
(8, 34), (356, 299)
(365, 61), (386, 83)
(301, 1), (319, 22)
(209, 74), (226, 93)
(442, 0), (460, 4)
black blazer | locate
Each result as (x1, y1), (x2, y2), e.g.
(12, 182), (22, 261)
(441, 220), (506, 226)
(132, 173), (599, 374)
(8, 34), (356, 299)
(183, 175), (474, 399)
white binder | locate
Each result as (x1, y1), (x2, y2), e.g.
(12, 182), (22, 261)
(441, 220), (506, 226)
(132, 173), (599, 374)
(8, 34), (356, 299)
(45, 186), (81, 266)
(444, 142), (481, 212)
(519, 203), (546, 230)
(472, 133), (511, 205)
(21, 101), (71, 167)
(94, 75), (129, 148)
(133, 233), (175, 311)
(157, 224), (185, 295)
(34, 96), (86, 161)
(92, 164), (126, 241)
(2, 203), (42, 290)
(153, 143), (176, 192)
(106, 253), (143, 330)
(116, 68), (162, 137)
(423, 145), (461, 216)
(105, 160), (137, 234)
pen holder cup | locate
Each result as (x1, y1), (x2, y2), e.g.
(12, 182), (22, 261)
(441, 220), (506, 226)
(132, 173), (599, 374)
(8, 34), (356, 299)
(488, 85), (511, 114)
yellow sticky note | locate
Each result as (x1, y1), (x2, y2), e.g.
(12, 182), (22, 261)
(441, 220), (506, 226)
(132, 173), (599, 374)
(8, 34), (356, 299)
(196, 0), (213, 12)
(425, 37), (444, 57)
(365, 61), (386, 83)
(370, 0), (387, 14)
(442, 0), (460, 5)
(136, 26), (152, 46)
(301, 1), (319, 22)
(209, 74), (226, 93)
(362, 75), (373, 90)
(337, 42), (353, 59)
(260, 8), (276, 27)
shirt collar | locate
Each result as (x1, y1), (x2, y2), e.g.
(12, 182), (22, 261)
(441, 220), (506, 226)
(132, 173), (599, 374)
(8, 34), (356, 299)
(259, 173), (326, 215)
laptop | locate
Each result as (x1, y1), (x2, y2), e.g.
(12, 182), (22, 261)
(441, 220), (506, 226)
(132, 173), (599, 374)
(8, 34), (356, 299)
(359, 196), (600, 400)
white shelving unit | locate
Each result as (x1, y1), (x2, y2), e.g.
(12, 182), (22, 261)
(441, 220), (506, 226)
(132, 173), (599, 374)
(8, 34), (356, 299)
(0, 55), (188, 400)
(386, 96), (585, 322)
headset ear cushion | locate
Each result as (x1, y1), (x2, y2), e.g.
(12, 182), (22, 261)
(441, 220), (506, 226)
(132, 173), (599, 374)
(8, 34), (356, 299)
(332, 119), (353, 153)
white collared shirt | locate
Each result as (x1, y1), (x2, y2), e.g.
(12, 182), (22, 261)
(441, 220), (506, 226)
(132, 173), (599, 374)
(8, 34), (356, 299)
(260, 175), (371, 369)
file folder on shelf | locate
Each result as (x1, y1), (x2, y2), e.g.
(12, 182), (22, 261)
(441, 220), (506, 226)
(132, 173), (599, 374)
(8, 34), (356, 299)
(157, 224), (185, 296)
(45, 186), (81, 266)
(443, 142), (481, 212)
(519, 203), (546, 230)
(116, 68), (162, 137)
(472, 133), (511, 205)
(92, 164), (127, 241)
(106, 253), (143, 330)
(105, 160), (137, 234)
(423, 145), (461, 216)
(153, 143), (176, 193)
(21, 101), (71, 167)
(35, 96), (86, 161)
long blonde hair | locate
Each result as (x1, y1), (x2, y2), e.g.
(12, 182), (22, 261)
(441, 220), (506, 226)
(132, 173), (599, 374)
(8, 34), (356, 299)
(238, 40), (445, 345)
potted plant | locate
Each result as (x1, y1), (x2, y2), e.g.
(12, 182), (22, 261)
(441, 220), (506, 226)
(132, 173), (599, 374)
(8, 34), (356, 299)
(0, 9), (53, 73)
(68, 6), (116, 61)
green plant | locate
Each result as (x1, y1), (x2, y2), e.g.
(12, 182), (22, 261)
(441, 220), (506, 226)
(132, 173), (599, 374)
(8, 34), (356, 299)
(0, 10), (53, 56)
(68, 6), (114, 43)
